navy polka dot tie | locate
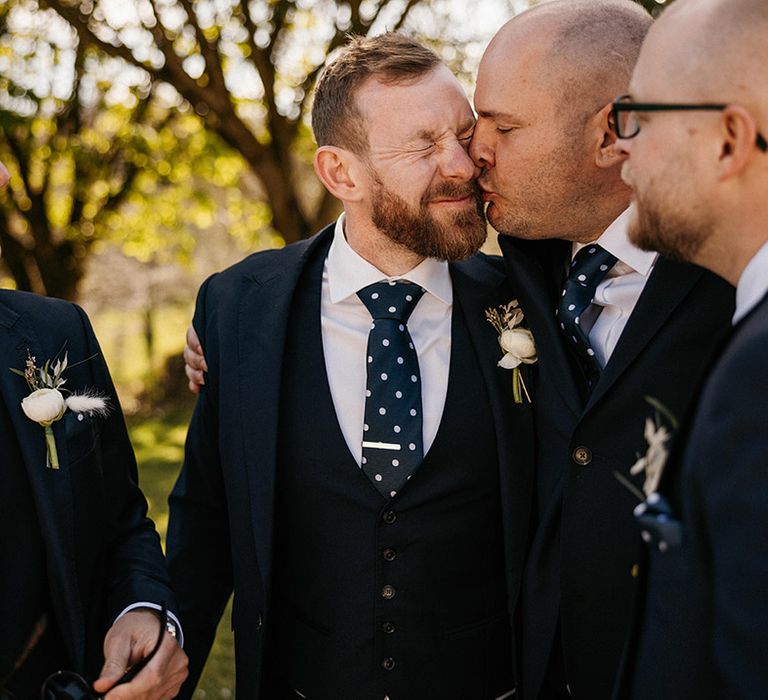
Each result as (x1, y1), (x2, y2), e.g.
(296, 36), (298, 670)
(357, 280), (425, 499)
(556, 244), (617, 376)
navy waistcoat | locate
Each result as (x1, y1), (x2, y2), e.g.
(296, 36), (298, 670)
(265, 250), (514, 700)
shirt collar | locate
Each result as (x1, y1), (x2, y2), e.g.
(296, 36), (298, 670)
(734, 240), (768, 324)
(573, 207), (657, 276)
(327, 213), (453, 305)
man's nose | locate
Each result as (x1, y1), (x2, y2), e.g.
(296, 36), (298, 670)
(440, 140), (479, 182)
(469, 124), (495, 170)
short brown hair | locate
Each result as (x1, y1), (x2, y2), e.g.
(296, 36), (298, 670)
(311, 33), (441, 154)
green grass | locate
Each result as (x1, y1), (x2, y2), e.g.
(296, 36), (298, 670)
(127, 406), (236, 698)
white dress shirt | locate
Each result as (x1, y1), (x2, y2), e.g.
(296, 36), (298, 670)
(572, 207), (658, 368)
(322, 214), (452, 466)
(733, 241), (768, 324)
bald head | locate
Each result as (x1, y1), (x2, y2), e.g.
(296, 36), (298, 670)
(486, 0), (652, 118)
(638, 0), (768, 120)
(621, 0), (768, 283)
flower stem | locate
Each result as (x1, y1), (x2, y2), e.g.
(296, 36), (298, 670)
(44, 426), (60, 469)
(512, 368), (522, 404)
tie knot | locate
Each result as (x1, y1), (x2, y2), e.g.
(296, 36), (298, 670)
(568, 244), (618, 289)
(358, 280), (424, 322)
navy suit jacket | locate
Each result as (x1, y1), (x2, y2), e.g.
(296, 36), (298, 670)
(498, 235), (736, 700)
(621, 292), (768, 699)
(166, 224), (536, 697)
(0, 290), (175, 679)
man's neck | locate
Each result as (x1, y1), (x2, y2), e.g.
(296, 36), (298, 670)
(343, 213), (426, 277)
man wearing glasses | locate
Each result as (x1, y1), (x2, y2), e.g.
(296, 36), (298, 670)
(612, 0), (768, 696)
(0, 160), (188, 698)
(470, 1), (736, 697)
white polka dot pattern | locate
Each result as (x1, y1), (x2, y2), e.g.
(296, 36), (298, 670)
(357, 279), (425, 499)
(557, 243), (617, 377)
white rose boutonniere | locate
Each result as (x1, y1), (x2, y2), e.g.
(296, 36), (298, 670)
(11, 350), (109, 469)
(486, 300), (538, 403)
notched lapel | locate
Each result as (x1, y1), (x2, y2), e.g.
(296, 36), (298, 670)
(0, 303), (85, 670)
(236, 231), (333, 594)
(451, 258), (536, 601)
(589, 259), (704, 410)
(499, 237), (584, 417)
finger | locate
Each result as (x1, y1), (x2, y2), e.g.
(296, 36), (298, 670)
(104, 632), (187, 700)
(184, 363), (204, 393)
(182, 342), (208, 375)
(185, 326), (207, 367)
(93, 636), (133, 692)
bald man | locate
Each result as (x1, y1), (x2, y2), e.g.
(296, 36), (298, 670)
(469, 2), (735, 698)
(612, 0), (768, 697)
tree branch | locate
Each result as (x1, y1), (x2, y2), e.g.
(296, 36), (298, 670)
(176, 0), (228, 95)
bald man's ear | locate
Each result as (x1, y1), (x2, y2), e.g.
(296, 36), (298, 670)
(593, 102), (626, 169)
(314, 146), (366, 203)
(716, 105), (761, 181)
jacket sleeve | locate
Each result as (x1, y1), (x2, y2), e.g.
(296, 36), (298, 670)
(166, 276), (234, 696)
(71, 304), (178, 627)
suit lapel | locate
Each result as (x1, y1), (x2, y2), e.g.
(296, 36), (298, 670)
(236, 229), (334, 594)
(587, 258), (705, 411)
(0, 301), (85, 669)
(498, 236), (585, 417)
(451, 259), (536, 607)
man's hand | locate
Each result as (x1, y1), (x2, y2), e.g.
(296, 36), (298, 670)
(93, 610), (188, 700)
(184, 325), (208, 394)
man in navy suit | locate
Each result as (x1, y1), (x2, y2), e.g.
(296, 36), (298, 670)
(613, 0), (768, 696)
(0, 158), (187, 698)
(167, 34), (533, 699)
(469, 2), (735, 698)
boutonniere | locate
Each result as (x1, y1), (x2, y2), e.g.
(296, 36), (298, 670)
(11, 350), (109, 469)
(614, 396), (678, 500)
(485, 300), (538, 404)
(614, 397), (682, 551)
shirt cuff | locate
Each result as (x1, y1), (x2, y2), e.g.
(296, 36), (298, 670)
(115, 602), (185, 648)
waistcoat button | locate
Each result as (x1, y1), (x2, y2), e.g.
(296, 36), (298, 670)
(572, 446), (593, 466)
(382, 510), (397, 524)
(382, 657), (396, 671)
(381, 585), (396, 599)
(382, 621), (396, 634)
(382, 548), (396, 561)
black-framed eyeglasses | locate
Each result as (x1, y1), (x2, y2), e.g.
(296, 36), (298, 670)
(0, 603), (168, 700)
(611, 94), (768, 152)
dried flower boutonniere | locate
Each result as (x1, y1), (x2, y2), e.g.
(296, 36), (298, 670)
(11, 350), (109, 469)
(485, 300), (538, 404)
(614, 396), (678, 501)
(614, 397), (682, 552)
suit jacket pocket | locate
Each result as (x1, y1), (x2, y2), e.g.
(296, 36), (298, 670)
(63, 410), (100, 466)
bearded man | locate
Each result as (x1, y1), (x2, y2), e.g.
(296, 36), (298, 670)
(166, 33), (534, 700)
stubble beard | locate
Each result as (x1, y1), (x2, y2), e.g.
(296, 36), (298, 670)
(369, 176), (488, 262)
(628, 184), (709, 263)
(483, 140), (599, 242)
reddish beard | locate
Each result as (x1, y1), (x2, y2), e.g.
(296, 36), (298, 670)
(370, 178), (488, 261)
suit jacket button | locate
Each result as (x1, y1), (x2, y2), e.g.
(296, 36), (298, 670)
(381, 585), (396, 600)
(382, 621), (396, 634)
(382, 657), (396, 671)
(382, 548), (396, 561)
(256, 613), (263, 630)
(572, 446), (592, 466)
(382, 510), (397, 524)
